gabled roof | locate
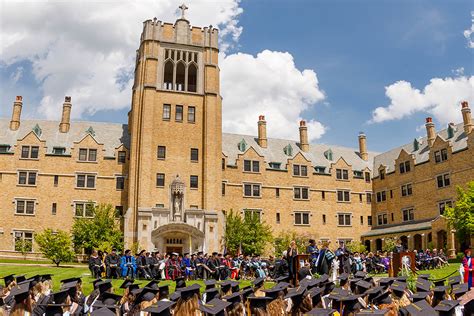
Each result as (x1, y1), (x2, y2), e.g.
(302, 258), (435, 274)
(222, 133), (376, 171)
(372, 122), (467, 177)
(0, 118), (129, 157)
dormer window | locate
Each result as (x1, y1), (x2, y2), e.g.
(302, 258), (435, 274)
(413, 138), (420, 151)
(283, 144), (293, 156)
(0, 145), (11, 154)
(324, 149), (333, 161)
(399, 161), (411, 174)
(52, 147), (66, 155)
(447, 124), (455, 139)
(314, 166), (326, 174)
(434, 149), (448, 163)
(269, 162), (281, 169)
(238, 139), (247, 152)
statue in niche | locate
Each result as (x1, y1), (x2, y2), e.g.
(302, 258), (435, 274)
(170, 175), (185, 222)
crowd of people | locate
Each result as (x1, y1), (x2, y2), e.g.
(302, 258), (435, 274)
(89, 239), (453, 284)
(1, 260), (472, 315)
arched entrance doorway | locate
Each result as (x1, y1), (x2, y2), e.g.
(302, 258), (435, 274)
(152, 223), (205, 255)
(413, 234), (422, 251)
(437, 230), (447, 250)
(400, 236), (408, 250)
(375, 239), (382, 251)
(364, 240), (371, 252)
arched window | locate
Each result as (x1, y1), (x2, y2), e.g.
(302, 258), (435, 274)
(176, 62), (186, 91)
(188, 63), (197, 92)
(164, 61), (174, 90)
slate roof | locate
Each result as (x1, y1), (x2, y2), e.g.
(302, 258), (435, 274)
(222, 133), (376, 172)
(361, 218), (435, 237)
(0, 118), (129, 157)
(372, 123), (468, 177)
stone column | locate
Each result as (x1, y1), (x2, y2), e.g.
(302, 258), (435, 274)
(448, 230), (456, 258)
(421, 233), (426, 250)
(407, 235), (413, 251)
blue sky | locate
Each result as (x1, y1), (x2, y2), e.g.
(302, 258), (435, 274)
(0, 0), (472, 152)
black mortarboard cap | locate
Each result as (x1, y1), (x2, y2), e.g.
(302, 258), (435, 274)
(404, 299), (436, 315)
(230, 281), (239, 293)
(318, 274), (329, 284)
(51, 289), (69, 304)
(248, 295), (272, 309)
(169, 291), (181, 302)
(433, 279), (446, 287)
(175, 277), (186, 289)
(119, 279), (134, 289)
(415, 279), (431, 292)
(97, 292), (122, 306)
(434, 300), (460, 315)
(143, 300), (176, 316)
(451, 283), (468, 297)
(145, 280), (160, 290)
(378, 277), (395, 287)
(241, 287), (253, 301)
(158, 284), (169, 298)
(205, 288), (220, 301)
(220, 280), (232, 292)
(275, 275), (291, 283)
(43, 304), (68, 316)
(417, 274), (430, 280)
(390, 281), (407, 294)
(354, 271), (367, 279)
(15, 275), (26, 283)
(135, 287), (159, 304)
(179, 283), (201, 300)
(448, 275), (461, 286)
(9, 283), (31, 303)
(395, 276), (407, 282)
(97, 280), (113, 293)
(306, 307), (337, 315)
(223, 291), (242, 304)
(410, 291), (430, 303)
(355, 309), (389, 315)
(204, 279), (216, 289)
(372, 291), (392, 305)
(252, 277), (264, 287)
(60, 277), (82, 284)
(41, 274), (53, 282)
(198, 298), (231, 316)
(356, 280), (372, 292)
(92, 278), (103, 289)
(90, 307), (116, 316)
(1, 274), (15, 287)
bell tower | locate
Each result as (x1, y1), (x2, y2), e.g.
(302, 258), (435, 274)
(125, 6), (222, 251)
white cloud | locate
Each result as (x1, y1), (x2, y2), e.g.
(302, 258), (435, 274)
(9, 66), (23, 83)
(464, 12), (474, 48)
(0, 0), (243, 119)
(370, 76), (474, 125)
(221, 50), (326, 142)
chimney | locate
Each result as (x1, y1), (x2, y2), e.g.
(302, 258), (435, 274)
(299, 120), (309, 152)
(461, 101), (472, 134)
(9, 96), (23, 131)
(59, 96), (72, 133)
(257, 115), (267, 148)
(358, 132), (368, 161)
(425, 117), (436, 147)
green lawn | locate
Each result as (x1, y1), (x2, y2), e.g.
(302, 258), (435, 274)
(0, 263), (460, 296)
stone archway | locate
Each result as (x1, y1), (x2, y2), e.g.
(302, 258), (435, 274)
(437, 230), (447, 250)
(364, 240), (371, 252)
(375, 239), (382, 251)
(152, 222), (205, 255)
(400, 235), (408, 250)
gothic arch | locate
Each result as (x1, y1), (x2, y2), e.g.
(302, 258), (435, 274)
(164, 60), (174, 90)
(187, 63), (197, 92)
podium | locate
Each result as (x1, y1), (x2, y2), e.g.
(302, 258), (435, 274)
(389, 251), (416, 277)
(292, 254), (309, 286)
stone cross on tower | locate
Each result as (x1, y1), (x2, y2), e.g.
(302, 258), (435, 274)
(179, 3), (188, 19)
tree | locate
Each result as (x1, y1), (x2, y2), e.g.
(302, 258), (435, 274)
(346, 240), (366, 254)
(35, 229), (75, 266)
(223, 210), (273, 256)
(383, 237), (397, 253)
(274, 231), (312, 256)
(72, 203), (124, 254)
(445, 181), (474, 250)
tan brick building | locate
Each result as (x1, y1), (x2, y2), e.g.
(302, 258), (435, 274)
(362, 103), (474, 257)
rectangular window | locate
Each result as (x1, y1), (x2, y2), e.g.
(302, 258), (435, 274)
(222, 158), (226, 170)
(276, 188), (280, 198)
(18, 171), (37, 186)
(366, 193), (372, 203)
(380, 170), (385, 180)
(75, 202), (95, 218)
(15, 200), (35, 215)
(376, 191), (386, 202)
(190, 175), (198, 189)
(175, 105), (183, 121)
(76, 174), (96, 189)
(115, 206), (124, 217)
(118, 151), (126, 164)
(400, 161), (411, 173)
(377, 213), (388, 225)
(434, 148), (448, 163)
(243, 160), (259, 173)
(21, 146), (39, 159)
(163, 104), (171, 120)
(338, 213), (352, 226)
(401, 183), (413, 197)
(244, 209), (261, 222)
(321, 191), (325, 200)
(390, 190), (393, 199)
(188, 106), (196, 123)
(359, 194), (363, 203)
(368, 216), (372, 226)
(294, 187), (309, 200)
(403, 208), (414, 222)
(52, 147), (65, 155)
(360, 216), (364, 225)
(337, 190), (350, 202)
(294, 212), (310, 225)
(190, 148), (199, 162)
(52, 203), (57, 215)
(14, 231), (33, 252)
(365, 172), (371, 183)
(157, 146), (166, 159)
(156, 173), (165, 187)
(30, 146), (39, 159)
(276, 212), (280, 224)
(293, 165), (308, 176)
(437, 173), (450, 188)
(0, 145), (10, 153)
(78, 148), (97, 162)
(391, 213), (394, 221)
(243, 184), (261, 197)
(336, 169), (349, 180)
(54, 175), (59, 187)
(322, 214), (326, 224)
(222, 182), (226, 196)
(438, 200), (453, 215)
(21, 146), (30, 159)
(116, 176), (125, 190)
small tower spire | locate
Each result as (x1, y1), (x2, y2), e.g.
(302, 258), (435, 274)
(179, 3), (188, 19)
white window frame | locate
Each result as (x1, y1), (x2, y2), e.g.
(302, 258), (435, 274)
(337, 212), (352, 227)
(438, 200), (453, 215)
(13, 230), (34, 252)
(336, 168), (349, 180)
(243, 208), (262, 222)
(293, 164), (308, 177)
(293, 187), (309, 200)
(402, 207), (415, 222)
(78, 148), (97, 162)
(243, 160), (260, 173)
(75, 173), (96, 189)
(294, 211), (310, 226)
(401, 183), (413, 197)
(20, 145), (39, 160)
(377, 213), (388, 226)
(17, 170), (37, 186)
(437, 173), (451, 188)
(14, 198), (36, 216)
(434, 148), (448, 163)
(243, 183), (261, 197)
(116, 176), (125, 190)
(74, 201), (96, 218)
(337, 189), (351, 202)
